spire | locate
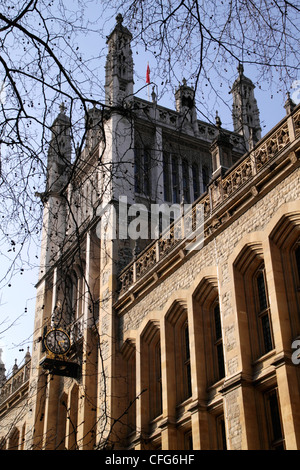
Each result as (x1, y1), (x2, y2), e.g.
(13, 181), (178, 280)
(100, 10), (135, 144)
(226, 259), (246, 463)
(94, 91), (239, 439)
(12, 358), (18, 375)
(105, 14), (134, 106)
(46, 103), (72, 194)
(284, 91), (296, 115)
(210, 111), (233, 178)
(231, 63), (261, 151)
(24, 346), (31, 363)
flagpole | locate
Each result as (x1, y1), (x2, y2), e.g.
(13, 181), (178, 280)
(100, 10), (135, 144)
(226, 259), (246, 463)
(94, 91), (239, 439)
(146, 62), (150, 101)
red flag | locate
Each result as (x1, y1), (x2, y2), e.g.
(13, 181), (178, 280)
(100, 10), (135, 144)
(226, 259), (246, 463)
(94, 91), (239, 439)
(146, 63), (150, 84)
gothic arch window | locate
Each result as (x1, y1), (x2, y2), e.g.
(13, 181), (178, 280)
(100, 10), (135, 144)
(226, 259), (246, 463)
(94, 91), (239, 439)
(140, 322), (162, 426)
(182, 159), (190, 203)
(121, 339), (136, 435)
(192, 163), (199, 201)
(233, 245), (274, 361)
(65, 266), (84, 327)
(291, 238), (300, 323)
(212, 300), (225, 381)
(264, 388), (285, 450)
(182, 321), (192, 399)
(134, 145), (151, 196)
(66, 273), (77, 322)
(253, 264), (274, 355)
(193, 278), (225, 386)
(152, 341), (162, 419)
(216, 414), (227, 450)
(165, 302), (192, 405)
(171, 156), (180, 203)
(163, 152), (171, 201)
(202, 165), (209, 193)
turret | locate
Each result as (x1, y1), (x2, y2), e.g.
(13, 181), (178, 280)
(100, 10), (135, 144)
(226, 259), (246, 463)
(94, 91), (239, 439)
(38, 104), (72, 273)
(46, 102), (72, 194)
(231, 64), (261, 151)
(105, 14), (134, 107)
(175, 78), (198, 135)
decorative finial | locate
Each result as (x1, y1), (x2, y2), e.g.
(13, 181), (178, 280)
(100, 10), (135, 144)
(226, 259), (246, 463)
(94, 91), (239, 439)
(59, 102), (67, 114)
(182, 78), (187, 86)
(116, 13), (123, 25)
(151, 85), (157, 104)
(25, 346), (31, 362)
(215, 110), (222, 129)
(284, 91), (296, 115)
(237, 62), (244, 76)
(12, 359), (18, 374)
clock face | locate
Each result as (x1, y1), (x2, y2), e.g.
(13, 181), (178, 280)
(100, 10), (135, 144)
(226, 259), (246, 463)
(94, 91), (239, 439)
(44, 329), (71, 355)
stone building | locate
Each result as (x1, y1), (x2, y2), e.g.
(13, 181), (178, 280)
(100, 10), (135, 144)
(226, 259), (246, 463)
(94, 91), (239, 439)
(0, 16), (300, 450)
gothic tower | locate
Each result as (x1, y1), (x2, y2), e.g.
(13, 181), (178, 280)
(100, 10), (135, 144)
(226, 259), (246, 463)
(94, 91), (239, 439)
(175, 78), (199, 136)
(39, 103), (72, 274)
(104, 13), (134, 107)
(231, 63), (261, 151)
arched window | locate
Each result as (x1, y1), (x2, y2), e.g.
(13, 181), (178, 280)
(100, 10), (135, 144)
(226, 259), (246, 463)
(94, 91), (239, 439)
(182, 160), (190, 203)
(192, 163), (199, 201)
(234, 245), (275, 361)
(152, 341), (162, 419)
(134, 145), (151, 196)
(163, 152), (171, 201)
(292, 239), (300, 319)
(202, 165), (209, 193)
(165, 303), (192, 405)
(171, 157), (179, 203)
(212, 300), (225, 381)
(264, 388), (285, 450)
(254, 264), (274, 355)
(140, 322), (162, 426)
(182, 321), (192, 399)
(65, 268), (83, 326)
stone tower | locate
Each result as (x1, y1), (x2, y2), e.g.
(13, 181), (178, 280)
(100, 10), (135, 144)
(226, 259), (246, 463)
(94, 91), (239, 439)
(175, 78), (198, 136)
(104, 13), (134, 107)
(231, 63), (261, 151)
(39, 103), (72, 275)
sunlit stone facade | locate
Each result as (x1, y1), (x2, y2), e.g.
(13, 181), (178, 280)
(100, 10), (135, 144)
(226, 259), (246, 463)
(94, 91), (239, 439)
(1, 16), (300, 450)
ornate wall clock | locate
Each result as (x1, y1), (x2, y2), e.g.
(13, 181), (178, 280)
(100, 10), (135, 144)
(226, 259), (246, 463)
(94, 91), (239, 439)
(44, 328), (71, 356)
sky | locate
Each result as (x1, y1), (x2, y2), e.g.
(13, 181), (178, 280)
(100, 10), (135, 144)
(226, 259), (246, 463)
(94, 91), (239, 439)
(0, 4), (298, 376)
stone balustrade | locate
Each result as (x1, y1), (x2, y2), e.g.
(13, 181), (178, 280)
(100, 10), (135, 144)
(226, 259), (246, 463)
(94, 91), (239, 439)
(118, 106), (300, 296)
(0, 359), (31, 406)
